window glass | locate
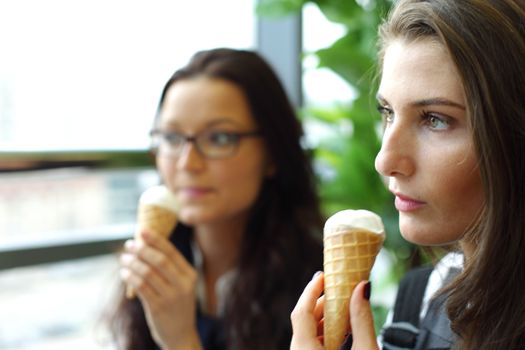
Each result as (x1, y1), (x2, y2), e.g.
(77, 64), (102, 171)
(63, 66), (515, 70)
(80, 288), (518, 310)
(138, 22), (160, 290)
(0, 0), (255, 151)
(0, 2), (255, 348)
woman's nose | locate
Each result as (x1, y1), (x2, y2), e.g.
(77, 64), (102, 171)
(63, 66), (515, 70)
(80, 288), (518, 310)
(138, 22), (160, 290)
(176, 142), (205, 171)
(374, 123), (415, 178)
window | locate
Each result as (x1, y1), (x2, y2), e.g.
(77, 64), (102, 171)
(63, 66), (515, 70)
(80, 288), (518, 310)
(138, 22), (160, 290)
(0, 0), (255, 151)
(0, 1), (257, 349)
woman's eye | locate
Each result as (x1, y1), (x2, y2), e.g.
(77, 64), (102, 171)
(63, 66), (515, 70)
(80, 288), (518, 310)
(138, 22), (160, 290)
(164, 132), (185, 145)
(377, 105), (394, 123)
(424, 113), (450, 130)
(208, 132), (235, 146)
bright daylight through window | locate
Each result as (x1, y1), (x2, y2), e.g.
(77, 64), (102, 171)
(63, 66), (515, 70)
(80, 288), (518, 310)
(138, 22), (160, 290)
(0, 1), (255, 349)
(0, 0), (255, 151)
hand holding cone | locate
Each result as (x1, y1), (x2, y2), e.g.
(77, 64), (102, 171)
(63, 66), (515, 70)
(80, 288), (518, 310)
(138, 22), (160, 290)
(126, 185), (179, 299)
(323, 209), (385, 350)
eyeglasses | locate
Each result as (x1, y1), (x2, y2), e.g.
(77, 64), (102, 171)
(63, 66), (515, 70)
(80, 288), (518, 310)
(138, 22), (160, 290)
(150, 129), (261, 159)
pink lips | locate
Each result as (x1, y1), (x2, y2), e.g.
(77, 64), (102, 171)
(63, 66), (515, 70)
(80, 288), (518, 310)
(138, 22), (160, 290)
(178, 187), (213, 199)
(394, 193), (426, 212)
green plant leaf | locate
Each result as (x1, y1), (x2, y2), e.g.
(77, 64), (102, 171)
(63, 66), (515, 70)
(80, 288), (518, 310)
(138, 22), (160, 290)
(316, 32), (375, 87)
(312, 0), (361, 25)
(256, 0), (307, 17)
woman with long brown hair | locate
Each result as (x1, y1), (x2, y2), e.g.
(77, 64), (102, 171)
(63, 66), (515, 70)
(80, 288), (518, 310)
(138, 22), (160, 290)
(291, 1), (525, 349)
(109, 48), (324, 349)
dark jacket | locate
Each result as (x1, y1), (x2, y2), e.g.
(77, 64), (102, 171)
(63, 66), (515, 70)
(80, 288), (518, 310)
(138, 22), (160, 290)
(381, 266), (460, 350)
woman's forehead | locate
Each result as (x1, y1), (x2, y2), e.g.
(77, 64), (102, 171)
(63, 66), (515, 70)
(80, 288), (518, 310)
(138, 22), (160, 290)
(159, 77), (256, 130)
(378, 39), (465, 109)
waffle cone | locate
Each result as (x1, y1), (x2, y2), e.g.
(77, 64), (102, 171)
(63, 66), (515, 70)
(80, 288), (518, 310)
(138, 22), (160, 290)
(323, 228), (383, 350)
(136, 204), (177, 238)
(126, 204), (177, 298)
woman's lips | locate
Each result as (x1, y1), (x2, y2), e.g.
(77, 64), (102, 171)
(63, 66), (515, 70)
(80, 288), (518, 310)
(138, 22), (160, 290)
(178, 187), (213, 199)
(394, 193), (426, 212)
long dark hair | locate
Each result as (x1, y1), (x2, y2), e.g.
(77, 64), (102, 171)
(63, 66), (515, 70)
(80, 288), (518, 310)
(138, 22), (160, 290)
(378, 1), (525, 348)
(108, 48), (324, 349)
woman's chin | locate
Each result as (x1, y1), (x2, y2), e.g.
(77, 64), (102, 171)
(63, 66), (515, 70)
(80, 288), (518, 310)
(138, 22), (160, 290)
(400, 230), (459, 247)
(178, 209), (216, 227)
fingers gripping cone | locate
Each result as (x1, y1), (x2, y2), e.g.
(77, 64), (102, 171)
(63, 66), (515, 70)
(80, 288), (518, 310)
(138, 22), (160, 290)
(323, 209), (385, 350)
(126, 185), (179, 299)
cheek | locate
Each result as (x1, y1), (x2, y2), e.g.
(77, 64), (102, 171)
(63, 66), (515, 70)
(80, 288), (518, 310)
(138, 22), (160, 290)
(401, 149), (484, 246)
(438, 153), (483, 212)
(443, 167), (484, 229)
(156, 156), (176, 188)
(429, 157), (484, 240)
(218, 161), (267, 203)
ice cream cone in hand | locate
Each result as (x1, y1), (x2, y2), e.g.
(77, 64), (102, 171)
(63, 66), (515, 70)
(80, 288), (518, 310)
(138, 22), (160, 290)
(323, 209), (385, 350)
(126, 185), (179, 298)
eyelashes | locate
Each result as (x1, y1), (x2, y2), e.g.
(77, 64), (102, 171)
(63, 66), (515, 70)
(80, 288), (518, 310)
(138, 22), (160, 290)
(419, 110), (452, 130)
(377, 104), (452, 131)
(377, 105), (394, 124)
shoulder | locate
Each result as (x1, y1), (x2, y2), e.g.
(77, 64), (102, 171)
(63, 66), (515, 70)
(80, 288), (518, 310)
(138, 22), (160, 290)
(379, 266), (433, 349)
(392, 252), (464, 322)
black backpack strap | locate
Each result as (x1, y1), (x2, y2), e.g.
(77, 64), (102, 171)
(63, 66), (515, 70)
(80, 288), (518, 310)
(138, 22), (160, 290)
(392, 266), (433, 325)
(381, 266), (433, 350)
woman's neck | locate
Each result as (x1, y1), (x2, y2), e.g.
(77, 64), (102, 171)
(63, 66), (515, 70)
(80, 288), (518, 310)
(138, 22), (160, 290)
(193, 217), (245, 277)
(193, 218), (246, 316)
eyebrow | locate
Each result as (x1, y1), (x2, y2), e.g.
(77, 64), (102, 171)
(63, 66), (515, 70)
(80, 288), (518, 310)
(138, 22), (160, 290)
(206, 118), (243, 128)
(160, 117), (245, 129)
(376, 94), (466, 110)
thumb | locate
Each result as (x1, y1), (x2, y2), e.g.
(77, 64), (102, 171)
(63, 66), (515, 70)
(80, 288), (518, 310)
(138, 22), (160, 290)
(350, 281), (379, 350)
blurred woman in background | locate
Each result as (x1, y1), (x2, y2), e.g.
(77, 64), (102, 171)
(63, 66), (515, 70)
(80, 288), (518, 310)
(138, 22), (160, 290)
(110, 48), (324, 350)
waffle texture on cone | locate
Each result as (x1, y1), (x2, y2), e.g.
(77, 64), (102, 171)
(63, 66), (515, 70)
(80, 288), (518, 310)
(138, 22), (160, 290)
(137, 204), (177, 238)
(323, 209), (385, 350)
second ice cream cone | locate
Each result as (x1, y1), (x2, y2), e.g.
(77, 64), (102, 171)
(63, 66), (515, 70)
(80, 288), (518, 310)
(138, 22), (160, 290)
(137, 204), (178, 238)
(126, 185), (178, 299)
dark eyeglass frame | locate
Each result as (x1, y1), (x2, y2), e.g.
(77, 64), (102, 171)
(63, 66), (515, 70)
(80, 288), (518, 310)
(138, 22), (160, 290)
(149, 128), (261, 159)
